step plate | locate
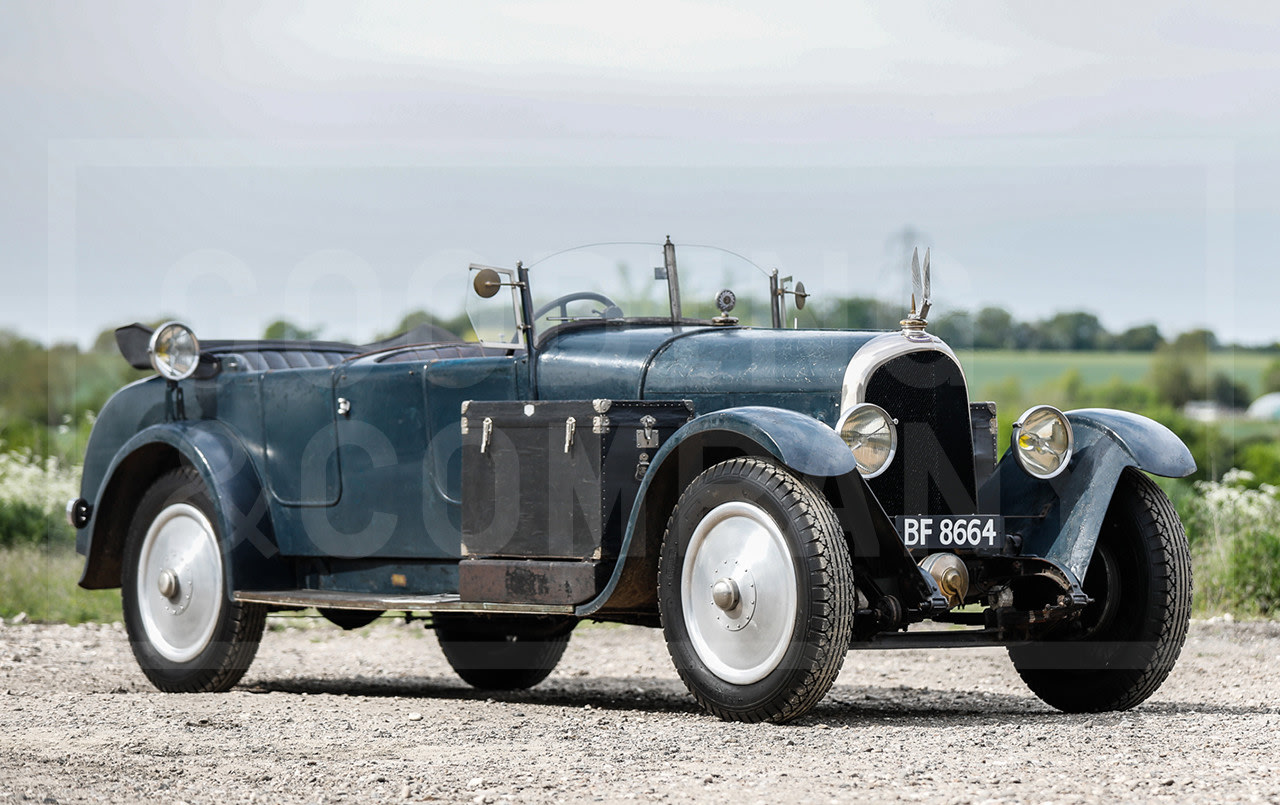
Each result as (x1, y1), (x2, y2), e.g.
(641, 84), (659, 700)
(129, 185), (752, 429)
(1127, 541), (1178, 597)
(233, 589), (574, 615)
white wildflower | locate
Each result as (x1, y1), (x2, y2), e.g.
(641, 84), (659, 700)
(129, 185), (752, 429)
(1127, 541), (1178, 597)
(0, 447), (82, 516)
(1220, 468), (1257, 488)
(1189, 469), (1280, 615)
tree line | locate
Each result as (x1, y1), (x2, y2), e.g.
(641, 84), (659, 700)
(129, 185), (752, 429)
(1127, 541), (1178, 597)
(815, 297), (1214, 353)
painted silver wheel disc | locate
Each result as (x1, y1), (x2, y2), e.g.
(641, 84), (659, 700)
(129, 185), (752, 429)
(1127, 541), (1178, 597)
(136, 503), (223, 663)
(681, 501), (798, 684)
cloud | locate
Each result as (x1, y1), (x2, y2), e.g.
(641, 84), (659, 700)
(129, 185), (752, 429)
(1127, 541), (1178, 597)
(1, 1), (1278, 345)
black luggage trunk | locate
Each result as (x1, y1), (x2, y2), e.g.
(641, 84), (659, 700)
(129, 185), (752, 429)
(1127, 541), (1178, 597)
(458, 398), (692, 604)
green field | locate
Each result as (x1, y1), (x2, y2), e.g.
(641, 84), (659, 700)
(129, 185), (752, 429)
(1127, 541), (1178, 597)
(961, 349), (1275, 398)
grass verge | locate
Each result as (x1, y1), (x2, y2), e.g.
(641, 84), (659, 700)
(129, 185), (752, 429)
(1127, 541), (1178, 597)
(0, 545), (119, 624)
(1183, 473), (1280, 617)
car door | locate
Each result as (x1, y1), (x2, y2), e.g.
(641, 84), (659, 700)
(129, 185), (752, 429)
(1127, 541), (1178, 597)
(301, 353), (522, 562)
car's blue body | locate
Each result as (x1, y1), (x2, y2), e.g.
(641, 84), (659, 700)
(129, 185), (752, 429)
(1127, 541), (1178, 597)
(76, 315), (1194, 637)
(72, 330), (1187, 627)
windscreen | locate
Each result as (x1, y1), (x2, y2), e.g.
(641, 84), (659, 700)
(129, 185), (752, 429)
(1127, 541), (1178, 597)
(524, 242), (777, 338)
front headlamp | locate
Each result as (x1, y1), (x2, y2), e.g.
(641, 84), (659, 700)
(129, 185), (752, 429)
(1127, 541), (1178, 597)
(835, 403), (898, 479)
(148, 321), (200, 381)
(1012, 405), (1073, 479)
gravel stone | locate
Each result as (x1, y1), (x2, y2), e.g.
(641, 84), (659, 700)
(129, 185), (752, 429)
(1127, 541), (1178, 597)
(0, 619), (1277, 803)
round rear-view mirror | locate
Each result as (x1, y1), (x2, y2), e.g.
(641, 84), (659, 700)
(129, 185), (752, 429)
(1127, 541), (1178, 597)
(473, 268), (503, 299)
(794, 281), (807, 310)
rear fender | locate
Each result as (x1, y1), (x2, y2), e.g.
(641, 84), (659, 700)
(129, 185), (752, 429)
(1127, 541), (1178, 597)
(979, 408), (1195, 581)
(79, 422), (289, 595)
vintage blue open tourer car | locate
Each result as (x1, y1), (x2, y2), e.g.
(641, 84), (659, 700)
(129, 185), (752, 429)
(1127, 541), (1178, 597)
(71, 240), (1194, 723)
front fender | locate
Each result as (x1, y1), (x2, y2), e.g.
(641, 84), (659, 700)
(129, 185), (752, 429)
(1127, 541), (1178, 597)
(1064, 408), (1196, 477)
(576, 406), (859, 617)
(653, 406), (858, 477)
(980, 408), (1195, 581)
(80, 421), (289, 595)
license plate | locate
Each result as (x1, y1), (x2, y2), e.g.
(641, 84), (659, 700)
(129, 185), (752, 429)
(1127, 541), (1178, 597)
(895, 514), (1004, 550)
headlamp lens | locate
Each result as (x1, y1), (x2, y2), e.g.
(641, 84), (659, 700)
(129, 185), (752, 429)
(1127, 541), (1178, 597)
(1013, 405), (1073, 479)
(149, 322), (200, 381)
(836, 403), (898, 479)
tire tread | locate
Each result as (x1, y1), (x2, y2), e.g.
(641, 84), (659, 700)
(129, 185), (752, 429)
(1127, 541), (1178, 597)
(123, 466), (266, 693)
(658, 457), (854, 723)
(1012, 467), (1192, 712)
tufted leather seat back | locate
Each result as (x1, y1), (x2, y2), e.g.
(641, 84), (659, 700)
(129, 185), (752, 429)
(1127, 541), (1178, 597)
(215, 342), (510, 373)
(218, 349), (354, 373)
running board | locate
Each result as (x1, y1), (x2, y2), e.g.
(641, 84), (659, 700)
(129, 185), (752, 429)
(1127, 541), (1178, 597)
(233, 589), (575, 615)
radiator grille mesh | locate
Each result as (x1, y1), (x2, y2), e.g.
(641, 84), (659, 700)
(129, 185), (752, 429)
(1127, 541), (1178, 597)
(863, 351), (976, 516)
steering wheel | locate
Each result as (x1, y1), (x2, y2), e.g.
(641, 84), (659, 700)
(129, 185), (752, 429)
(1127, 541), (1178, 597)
(532, 292), (623, 323)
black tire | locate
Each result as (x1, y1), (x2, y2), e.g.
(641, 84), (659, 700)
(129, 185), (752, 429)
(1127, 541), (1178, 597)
(434, 614), (575, 690)
(657, 457), (854, 723)
(1010, 467), (1192, 712)
(121, 467), (266, 692)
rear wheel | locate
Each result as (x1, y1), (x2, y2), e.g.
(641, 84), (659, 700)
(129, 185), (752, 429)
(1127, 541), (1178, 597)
(434, 614), (575, 690)
(1010, 468), (1192, 712)
(121, 467), (266, 692)
(658, 457), (854, 723)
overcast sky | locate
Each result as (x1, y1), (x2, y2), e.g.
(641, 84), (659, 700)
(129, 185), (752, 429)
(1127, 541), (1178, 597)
(2, 2), (1278, 347)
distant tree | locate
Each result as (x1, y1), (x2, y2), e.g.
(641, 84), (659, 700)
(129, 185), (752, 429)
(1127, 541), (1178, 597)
(1012, 321), (1043, 351)
(931, 311), (973, 349)
(0, 331), (49, 426)
(822, 297), (901, 331)
(1114, 323), (1164, 352)
(1150, 337), (1200, 409)
(1264, 357), (1280, 394)
(1160, 409), (1236, 482)
(1211, 373), (1251, 409)
(1048, 368), (1088, 407)
(1171, 328), (1218, 352)
(1149, 328), (1238, 408)
(1038, 311), (1109, 351)
(1081, 377), (1159, 410)
(91, 328), (118, 354)
(973, 307), (1015, 350)
(262, 320), (321, 341)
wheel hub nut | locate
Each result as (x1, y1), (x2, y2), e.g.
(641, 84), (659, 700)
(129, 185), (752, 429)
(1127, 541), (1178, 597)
(711, 578), (740, 611)
(157, 569), (179, 599)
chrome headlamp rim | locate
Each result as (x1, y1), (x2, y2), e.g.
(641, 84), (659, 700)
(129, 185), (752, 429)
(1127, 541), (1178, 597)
(147, 321), (200, 382)
(1011, 404), (1074, 480)
(834, 402), (898, 480)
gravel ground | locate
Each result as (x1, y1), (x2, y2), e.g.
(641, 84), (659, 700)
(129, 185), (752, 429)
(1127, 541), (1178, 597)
(2, 616), (1278, 805)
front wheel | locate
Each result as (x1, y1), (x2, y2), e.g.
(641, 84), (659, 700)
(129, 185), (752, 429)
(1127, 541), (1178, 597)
(121, 467), (266, 692)
(1010, 467), (1192, 712)
(658, 457), (855, 723)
